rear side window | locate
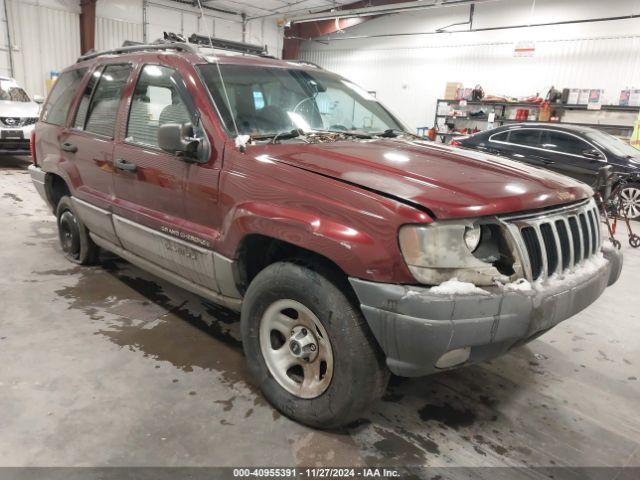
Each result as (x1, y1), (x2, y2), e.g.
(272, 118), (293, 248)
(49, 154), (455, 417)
(541, 131), (590, 156)
(508, 129), (541, 147)
(73, 69), (101, 129)
(84, 64), (132, 138)
(489, 131), (509, 142)
(41, 68), (87, 126)
(126, 65), (193, 147)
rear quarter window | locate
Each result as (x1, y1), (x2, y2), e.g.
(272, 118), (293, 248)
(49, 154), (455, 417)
(41, 68), (88, 126)
(489, 131), (509, 142)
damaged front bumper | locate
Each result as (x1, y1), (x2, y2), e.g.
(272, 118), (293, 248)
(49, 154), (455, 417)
(349, 246), (623, 377)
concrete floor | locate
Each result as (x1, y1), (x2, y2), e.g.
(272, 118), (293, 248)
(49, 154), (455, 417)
(1, 156), (639, 471)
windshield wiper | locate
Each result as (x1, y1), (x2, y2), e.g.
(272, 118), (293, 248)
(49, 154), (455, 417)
(251, 128), (376, 144)
(374, 128), (423, 140)
(315, 129), (373, 139)
(250, 129), (304, 144)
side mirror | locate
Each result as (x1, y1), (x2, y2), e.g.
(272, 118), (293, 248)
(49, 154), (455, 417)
(158, 123), (202, 161)
(582, 148), (603, 161)
(33, 95), (45, 104)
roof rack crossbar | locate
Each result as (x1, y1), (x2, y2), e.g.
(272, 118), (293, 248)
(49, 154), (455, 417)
(77, 42), (196, 62)
(187, 33), (267, 56)
(285, 60), (323, 69)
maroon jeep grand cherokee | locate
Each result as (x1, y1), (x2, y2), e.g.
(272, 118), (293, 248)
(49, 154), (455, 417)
(29, 41), (622, 428)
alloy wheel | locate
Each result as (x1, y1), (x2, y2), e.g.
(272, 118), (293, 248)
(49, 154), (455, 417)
(620, 187), (640, 220)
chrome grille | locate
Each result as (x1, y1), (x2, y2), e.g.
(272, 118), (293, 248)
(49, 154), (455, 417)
(0, 117), (37, 127)
(502, 199), (601, 281)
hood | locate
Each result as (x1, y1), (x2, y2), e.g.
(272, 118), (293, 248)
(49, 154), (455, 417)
(0, 100), (40, 118)
(266, 139), (592, 220)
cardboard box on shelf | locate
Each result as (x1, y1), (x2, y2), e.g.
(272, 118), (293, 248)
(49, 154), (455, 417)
(444, 82), (462, 100)
(578, 89), (591, 105)
(567, 88), (580, 104)
(620, 90), (631, 106)
(587, 89), (604, 110)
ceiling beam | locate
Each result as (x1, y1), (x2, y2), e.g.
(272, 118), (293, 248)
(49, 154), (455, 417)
(79, 0), (97, 54)
(282, 0), (415, 59)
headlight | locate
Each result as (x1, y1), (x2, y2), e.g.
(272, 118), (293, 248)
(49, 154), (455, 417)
(399, 221), (519, 286)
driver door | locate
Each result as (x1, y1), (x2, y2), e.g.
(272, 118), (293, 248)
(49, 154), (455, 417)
(111, 63), (216, 289)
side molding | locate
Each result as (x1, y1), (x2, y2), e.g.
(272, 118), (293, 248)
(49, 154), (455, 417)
(113, 216), (219, 291)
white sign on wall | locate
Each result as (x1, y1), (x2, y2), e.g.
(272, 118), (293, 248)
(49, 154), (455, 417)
(514, 41), (535, 57)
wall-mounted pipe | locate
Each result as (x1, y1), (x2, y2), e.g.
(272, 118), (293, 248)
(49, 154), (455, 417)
(285, 0), (498, 24)
(166, 0), (237, 17)
(307, 12), (640, 42)
(3, 0), (14, 77)
(147, 1), (240, 21)
(142, 0), (148, 42)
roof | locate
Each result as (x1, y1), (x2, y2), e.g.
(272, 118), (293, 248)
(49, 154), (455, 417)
(72, 43), (319, 72)
(498, 122), (602, 134)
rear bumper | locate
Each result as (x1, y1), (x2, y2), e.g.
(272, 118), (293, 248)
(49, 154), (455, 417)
(349, 246), (623, 377)
(28, 164), (49, 205)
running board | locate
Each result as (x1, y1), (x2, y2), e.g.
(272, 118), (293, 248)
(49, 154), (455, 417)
(90, 233), (243, 312)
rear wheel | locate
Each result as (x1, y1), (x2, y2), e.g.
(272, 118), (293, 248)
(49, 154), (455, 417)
(241, 261), (389, 429)
(56, 196), (100, 265)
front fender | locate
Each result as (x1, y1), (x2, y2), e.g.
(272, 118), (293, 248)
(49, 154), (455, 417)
(218, 201), (410, 282)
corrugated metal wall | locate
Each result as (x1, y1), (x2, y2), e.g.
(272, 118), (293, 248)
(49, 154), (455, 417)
(0, 0), (12, 78)
(144, 1), (242, 43)
(96, 16), (143, 51)
(300, 32), (640, 131)
(4, 0), (79, 97)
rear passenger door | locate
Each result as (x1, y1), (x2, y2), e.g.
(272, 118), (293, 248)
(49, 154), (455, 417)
(111, 64), (217, 289)
(61, 63), (132, 243)
(64, 64), (132, 208)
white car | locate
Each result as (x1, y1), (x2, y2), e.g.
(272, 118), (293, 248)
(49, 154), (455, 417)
(0, 76), (43, 155)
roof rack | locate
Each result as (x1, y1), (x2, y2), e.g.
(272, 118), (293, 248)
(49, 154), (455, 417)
(187, 33), (269, 57)
(77, 42), (196, 62)
(285, 59), (323, 69)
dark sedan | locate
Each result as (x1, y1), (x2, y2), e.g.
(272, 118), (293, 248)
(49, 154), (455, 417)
(454, 123), (640, 218)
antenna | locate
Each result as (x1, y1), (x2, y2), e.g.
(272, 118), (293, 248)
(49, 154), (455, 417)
(195, 0), (240, 138)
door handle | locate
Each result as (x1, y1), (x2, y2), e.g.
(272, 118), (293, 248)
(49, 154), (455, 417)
(115, 158), (137, 172)
(542, 159), (555, 165)
(61, 142), (77, 153)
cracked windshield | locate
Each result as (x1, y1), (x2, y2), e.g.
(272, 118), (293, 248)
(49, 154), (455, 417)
(198, 63), (404, 138)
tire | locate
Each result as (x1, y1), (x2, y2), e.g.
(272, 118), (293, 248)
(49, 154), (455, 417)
(56, 196), (100, 265)
(241, 260), (389, 429)
(619, 182), (640, 220)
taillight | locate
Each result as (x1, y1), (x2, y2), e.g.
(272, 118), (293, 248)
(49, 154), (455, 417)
(30, 129), (37, 165)
(450, 139), (462, 147)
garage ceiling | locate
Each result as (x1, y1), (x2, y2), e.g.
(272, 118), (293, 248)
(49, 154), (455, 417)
(198, 0), (358, 18)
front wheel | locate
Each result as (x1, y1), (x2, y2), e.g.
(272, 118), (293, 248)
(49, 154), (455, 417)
(241, 261), (389, 429)
(619, 182), (640, 220)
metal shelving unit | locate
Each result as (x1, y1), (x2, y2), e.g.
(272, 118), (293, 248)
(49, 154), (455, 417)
(431, 99), (640, 141)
